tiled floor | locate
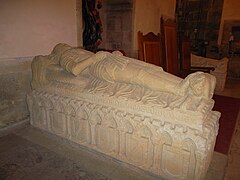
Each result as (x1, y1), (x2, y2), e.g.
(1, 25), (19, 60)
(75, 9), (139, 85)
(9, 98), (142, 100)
(0, 77), (239, 180)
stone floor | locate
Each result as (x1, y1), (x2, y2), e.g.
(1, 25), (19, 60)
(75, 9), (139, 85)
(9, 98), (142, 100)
(0, 77), (239, 180)
(0, 123), (228, 180)
(1, 126), (161, 180)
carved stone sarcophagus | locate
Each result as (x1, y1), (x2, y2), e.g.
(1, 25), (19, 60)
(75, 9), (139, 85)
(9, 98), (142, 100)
(27, 44), (220, 180)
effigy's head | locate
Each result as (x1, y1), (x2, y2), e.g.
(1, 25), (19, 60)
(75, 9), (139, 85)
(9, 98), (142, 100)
(188, 72), (216, 99)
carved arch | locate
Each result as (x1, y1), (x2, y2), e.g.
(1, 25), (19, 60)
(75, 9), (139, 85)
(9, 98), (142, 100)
(102, 113), (117, 128)
(137, 125), (153, 138)
(66, 104), (76, 116)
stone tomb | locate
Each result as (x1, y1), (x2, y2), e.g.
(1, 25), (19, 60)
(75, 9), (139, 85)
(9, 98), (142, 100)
(27, 44), (220, 179)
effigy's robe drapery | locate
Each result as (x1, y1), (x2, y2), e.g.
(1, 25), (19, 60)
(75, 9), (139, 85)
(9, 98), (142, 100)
(28, 43), (220, 180)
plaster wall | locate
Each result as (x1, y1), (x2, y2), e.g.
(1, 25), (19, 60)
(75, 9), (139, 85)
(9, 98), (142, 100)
(0, 0), (79, 128)
(132, 0), (176, 57)
(0, 0), (77, 58)
(218, 0), (240, 45)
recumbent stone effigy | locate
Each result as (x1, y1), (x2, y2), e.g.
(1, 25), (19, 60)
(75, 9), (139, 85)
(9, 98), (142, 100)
(27, 43), (220, 180)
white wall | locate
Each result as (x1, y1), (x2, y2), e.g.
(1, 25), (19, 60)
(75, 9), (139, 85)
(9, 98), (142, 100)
(132, 0), (176, 57)
(0, 0), (79, 128)
(0, 0), (78, 58)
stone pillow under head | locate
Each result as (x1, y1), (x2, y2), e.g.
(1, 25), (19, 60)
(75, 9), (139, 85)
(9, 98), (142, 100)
(59, 48), (94, 76)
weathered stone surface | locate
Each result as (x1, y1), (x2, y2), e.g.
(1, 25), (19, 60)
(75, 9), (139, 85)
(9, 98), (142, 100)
(0, 57), (32, 128)
(28, 44), (220, 179)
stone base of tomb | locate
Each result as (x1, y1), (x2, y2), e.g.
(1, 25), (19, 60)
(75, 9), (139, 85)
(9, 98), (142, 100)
(27, 88), (219, 180)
